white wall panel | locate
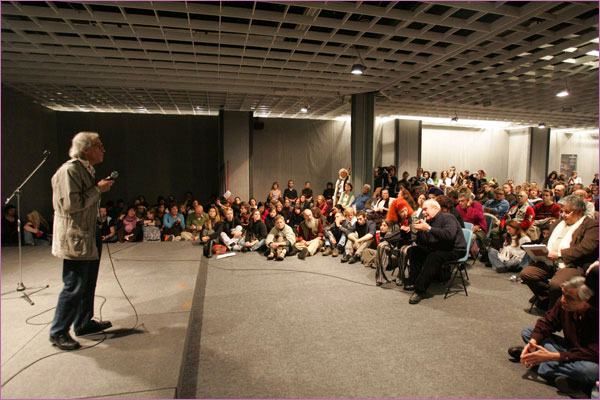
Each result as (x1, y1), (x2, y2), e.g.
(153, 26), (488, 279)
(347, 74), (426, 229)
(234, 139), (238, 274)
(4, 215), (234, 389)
(507, 128), (530, 185)
(421, 126), (509, 182)
(252, 118), (351, 202)
(548, 132), (599, 185)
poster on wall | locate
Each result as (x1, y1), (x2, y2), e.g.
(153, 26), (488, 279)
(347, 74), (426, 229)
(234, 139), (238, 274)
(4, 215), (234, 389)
(560, 154), (577, 177)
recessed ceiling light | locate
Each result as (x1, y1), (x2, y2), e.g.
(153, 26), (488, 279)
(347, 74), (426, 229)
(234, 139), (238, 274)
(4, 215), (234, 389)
(351, 64), (365, 74)
(563, 58), (577, 63)
(556, 89), (569, 97)
(586, 50), (599, 57)
(300, 106), (308, 113)
(564, 47), (578, 52)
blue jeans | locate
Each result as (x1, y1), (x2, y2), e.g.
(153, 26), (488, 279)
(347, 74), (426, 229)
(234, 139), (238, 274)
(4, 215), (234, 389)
(23, 230), (50, 246)
(50, 231), (102, 336)
(521, 326), (599, 388)
(325, 234), (346, 249)
(244, 239), (265, 251)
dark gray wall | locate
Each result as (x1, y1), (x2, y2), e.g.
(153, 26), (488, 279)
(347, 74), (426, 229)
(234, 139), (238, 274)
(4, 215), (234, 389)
(55, 112), (220, 207)
(2, 89), (59, 220)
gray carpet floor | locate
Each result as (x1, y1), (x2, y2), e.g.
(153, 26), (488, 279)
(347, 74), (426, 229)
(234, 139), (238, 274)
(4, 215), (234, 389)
(1, 243), (570, 399)
(180, 248), (569, 399)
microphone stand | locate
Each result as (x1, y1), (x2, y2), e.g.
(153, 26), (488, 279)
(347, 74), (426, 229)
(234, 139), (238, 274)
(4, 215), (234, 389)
(5, 151), (51, 305)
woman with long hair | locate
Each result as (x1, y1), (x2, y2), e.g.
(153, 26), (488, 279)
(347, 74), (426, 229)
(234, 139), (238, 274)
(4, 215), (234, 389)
(544, 171), (558, 189)
(23, 210), (50, 245)
(201, 206), (221, 244)
(314, 194), (328, 216)
(268, 181), (282, 202)
(486, 219), (531, 273)
(439, 170), (452, 187)
(242, 209), (268, 252)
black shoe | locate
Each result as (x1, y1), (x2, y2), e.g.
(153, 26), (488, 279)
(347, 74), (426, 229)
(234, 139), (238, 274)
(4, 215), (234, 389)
(50, 332), (81, 350)
(508, 346), (523, 360)
(341, 253), (351, 263)
(75, 320), (112, 336)
(528, 295), (537, 304)
(241, 246), (249, 253)
(554, 376), (586, 397)
(348, 255), (359, 264)
(409, 292), (423, 304)
(203, 241), (214, 258)
(495, 266), (509, 273)
(298, 248), (309, 260)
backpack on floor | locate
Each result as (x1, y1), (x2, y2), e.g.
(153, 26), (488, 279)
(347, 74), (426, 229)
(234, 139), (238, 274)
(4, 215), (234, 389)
(142, 226), (161, 242)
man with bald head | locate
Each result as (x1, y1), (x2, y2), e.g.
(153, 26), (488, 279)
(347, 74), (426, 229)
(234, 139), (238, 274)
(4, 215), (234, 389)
(574, 189), (596, 219)
(407, 199), (467, 304)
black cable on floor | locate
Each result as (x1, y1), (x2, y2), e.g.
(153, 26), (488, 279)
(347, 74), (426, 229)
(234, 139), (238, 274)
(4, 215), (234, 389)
(2, 243), (142, 388)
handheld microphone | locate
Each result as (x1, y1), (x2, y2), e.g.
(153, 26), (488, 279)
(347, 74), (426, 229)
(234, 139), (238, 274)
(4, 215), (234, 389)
(106, 171), (119, 180)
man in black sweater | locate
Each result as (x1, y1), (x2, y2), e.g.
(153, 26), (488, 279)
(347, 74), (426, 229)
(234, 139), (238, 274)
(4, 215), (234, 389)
(407, 199), (467, 304)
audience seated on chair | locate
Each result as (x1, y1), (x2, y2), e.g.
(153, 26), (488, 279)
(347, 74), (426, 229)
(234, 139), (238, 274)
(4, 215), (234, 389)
(406, 199), (467, 305)
(520, 195), (599, 311)
(483, 188), (510, 221)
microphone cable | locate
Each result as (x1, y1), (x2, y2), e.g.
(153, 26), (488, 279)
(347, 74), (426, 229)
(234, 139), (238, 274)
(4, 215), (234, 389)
(1, 243), (142, 388)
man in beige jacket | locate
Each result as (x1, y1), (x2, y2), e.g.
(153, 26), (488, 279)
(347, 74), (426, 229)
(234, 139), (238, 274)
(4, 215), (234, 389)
(49, 132), (114, 350)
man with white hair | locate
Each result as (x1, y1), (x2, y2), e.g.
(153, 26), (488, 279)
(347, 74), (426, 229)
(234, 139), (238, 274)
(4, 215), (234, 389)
(351, 184), (371, 211)
(49, 132), (115, 350)
(295, 209), (324, 260)
(508, 276), (598, 397)
(407, 199), (467, 304)
(553, 184), (566, 203)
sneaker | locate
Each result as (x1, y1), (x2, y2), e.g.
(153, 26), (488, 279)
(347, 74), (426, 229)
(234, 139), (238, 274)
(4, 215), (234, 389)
(332, 247), (340, 257)
(298, 248), (309, 260)
(341, 253), (351, 263)
(232, 244), (242, 251)
(348, 255), (359, 264)
(49, 332), (81, 350)
(267, 251), (275, 260)
(322, 248), (332, 256)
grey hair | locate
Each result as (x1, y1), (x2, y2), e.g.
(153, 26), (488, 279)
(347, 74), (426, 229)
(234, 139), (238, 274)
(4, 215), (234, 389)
(363, 184), (371, 190)
(458, 192), (474, 201)
(69, 131), (99, 159)
(423, 199), (441, 210)
(561, 276), (594, 302)
(558, 194), (586, 214)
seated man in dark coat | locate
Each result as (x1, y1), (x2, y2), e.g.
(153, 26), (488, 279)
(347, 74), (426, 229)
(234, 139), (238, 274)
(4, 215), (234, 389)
(508, 276), (598, 397)
(407, 199), (467, 304)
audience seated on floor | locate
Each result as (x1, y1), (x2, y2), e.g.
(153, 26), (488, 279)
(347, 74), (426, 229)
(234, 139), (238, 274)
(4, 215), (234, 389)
(486, 220), (531, 273)
(322, 211), (346, 258)
(118, 206), (142, 243)
(520, 195), (599, 311)
(142, 208), (162, 242)
(218, 207), (244, 251)
(265, 215), (296, 261)
(490, 190), (534, 250)
(342, 210), (375, 265)
(99, 206), (117, 243)
(508, 275), (598, 398)
(295, 208), (324, 260)
(23, 209), (51, 246)
(242, 209), (267, 253)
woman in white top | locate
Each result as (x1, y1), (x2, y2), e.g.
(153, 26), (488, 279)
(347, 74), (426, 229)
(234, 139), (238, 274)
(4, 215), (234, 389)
(439, 170), (452, 187)
(333, 168), (350, 206)
(487, 220), (531, 273)
(338, 182), (355, 208)
(568, 170), (582, 186)
(269, 182), (282, 202)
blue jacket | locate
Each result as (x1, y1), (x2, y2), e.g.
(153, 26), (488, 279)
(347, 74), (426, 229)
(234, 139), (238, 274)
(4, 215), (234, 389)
(163, 213), (185, 230)
(483, 198), (510, 219)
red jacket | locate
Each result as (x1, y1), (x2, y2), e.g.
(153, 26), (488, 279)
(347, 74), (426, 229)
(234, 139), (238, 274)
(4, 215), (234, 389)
(456, 202), (488, 233)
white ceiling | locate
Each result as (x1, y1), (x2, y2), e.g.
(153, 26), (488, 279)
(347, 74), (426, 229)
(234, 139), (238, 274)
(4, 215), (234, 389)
(2, 1), (598, 129)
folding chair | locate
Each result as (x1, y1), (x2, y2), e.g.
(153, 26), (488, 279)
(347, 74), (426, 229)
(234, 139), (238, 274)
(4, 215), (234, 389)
(443, 228), (473, 299)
